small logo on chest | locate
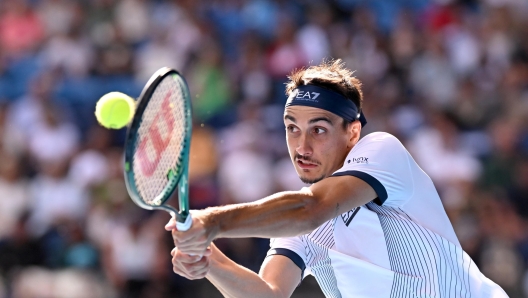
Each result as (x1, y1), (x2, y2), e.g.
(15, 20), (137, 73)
(347, 157), (369, 164)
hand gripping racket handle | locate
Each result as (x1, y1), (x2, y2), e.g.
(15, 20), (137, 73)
(174, 213), (201, 257)
(176, 213), (192, 231)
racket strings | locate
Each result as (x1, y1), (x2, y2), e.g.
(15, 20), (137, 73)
(133, 76), (188, 205)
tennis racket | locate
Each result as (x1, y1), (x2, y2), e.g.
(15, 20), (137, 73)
(123, 67), (193, 231)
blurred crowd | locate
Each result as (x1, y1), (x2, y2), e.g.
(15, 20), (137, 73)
(0, 0), (527, 297)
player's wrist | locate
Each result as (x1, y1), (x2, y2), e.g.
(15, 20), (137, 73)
(205, 244), (227, 277)
(202, 207), (222, 241)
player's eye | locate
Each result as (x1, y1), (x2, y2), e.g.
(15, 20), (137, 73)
(287, 125), (299, 133)
(313, 127), (326, 134)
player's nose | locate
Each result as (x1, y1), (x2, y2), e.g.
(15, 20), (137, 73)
(296, 133), (313, 156)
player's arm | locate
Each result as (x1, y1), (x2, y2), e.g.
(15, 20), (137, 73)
(172, 242), (301, 298)
(169, 175), (376, 255)
(209, 245), (301, 298)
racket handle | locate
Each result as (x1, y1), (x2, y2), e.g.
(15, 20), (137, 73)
(176, 213), (193, 231)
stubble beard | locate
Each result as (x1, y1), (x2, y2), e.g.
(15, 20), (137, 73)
(299, 173), (326, 184)
(293, 154), (325, 184)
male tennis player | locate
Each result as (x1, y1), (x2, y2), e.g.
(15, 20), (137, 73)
(165, 60), (507, 297)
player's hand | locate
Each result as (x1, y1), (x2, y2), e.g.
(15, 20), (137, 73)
(171, 246), (212, 280)
(165, 210), (219, 255)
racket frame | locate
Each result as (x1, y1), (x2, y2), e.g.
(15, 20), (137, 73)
(123, 67), (192, 230)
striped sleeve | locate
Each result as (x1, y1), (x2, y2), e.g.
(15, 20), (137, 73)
(268, 237), (308, 280)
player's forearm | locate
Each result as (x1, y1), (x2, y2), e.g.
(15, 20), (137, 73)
(209, 189), (327, 239)
(207, 245), (283, 298)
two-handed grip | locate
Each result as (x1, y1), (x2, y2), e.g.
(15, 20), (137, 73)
(174, 214), (202, 257)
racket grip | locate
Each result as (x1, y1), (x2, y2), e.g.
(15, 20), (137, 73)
(176, 213), (193, 231)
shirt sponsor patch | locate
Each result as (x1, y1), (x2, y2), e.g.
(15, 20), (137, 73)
(347, 157), (369, 164)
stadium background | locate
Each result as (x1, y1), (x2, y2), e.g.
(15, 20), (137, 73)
(0, 0), (527, 297)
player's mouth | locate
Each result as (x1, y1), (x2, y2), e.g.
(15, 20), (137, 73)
(297, 159), (319, 169)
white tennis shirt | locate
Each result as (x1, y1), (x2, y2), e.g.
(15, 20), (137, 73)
(268, 132), (507, 298)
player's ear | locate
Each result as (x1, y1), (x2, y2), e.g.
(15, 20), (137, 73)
(347, 121), (361, 148)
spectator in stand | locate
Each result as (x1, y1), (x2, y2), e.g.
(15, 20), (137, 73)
(0, 0), (44, 58)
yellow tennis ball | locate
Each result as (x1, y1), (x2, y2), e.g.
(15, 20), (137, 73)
(95, 92), (135, 129)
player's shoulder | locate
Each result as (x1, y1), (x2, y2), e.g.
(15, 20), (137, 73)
(356, 132), (406, 151)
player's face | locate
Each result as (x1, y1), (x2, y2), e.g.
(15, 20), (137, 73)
(284, 106), (358, 184)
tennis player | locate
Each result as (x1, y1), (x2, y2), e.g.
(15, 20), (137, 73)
(165, 60), (508, 297)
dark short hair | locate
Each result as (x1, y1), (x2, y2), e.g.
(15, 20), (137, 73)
(285, 59), (363, 128)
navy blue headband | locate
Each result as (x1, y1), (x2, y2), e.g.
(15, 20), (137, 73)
(285, 85), (367, 127)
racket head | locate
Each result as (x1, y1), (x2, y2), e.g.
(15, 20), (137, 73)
(123, 67), (192, 221)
